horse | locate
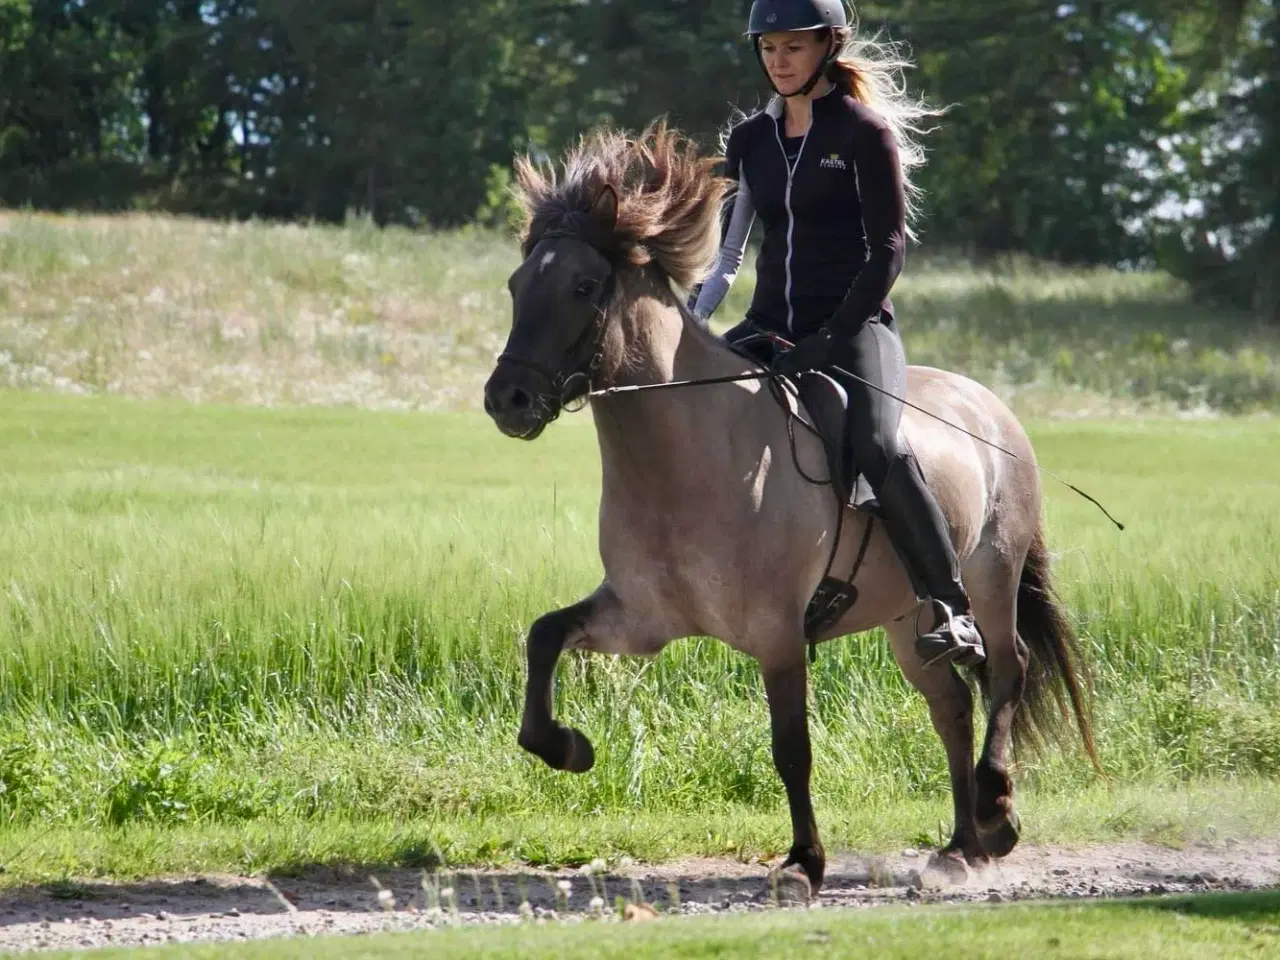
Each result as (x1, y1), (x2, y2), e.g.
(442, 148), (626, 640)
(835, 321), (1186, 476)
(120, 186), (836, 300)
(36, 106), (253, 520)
(481, 119), (1100, 899)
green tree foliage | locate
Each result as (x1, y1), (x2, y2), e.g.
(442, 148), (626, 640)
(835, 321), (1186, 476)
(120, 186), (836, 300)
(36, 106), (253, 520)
(0, 0), (1273, 318)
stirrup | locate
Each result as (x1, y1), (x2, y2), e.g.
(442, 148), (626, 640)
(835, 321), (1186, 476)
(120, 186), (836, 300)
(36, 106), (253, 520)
(912, 599), (987, 669)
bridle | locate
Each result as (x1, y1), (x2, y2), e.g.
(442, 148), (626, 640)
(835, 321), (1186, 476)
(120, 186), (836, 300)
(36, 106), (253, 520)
(494, 228), (617, 419)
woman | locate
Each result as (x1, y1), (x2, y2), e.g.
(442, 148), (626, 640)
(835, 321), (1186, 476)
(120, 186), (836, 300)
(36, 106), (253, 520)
(690, 0), (985, 669)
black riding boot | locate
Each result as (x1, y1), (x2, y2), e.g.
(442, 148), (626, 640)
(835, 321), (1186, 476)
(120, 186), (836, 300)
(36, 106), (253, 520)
(875, 452), (987, 668)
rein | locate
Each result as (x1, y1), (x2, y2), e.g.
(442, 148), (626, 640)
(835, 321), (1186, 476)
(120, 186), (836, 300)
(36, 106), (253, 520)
(590, 331), (1125, 533)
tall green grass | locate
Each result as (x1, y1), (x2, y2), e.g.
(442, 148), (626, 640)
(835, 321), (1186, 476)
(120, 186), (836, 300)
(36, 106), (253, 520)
(0, 391), (1277, 875)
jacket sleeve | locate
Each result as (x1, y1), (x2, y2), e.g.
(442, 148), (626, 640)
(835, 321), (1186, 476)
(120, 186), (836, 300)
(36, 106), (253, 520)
(826, 119), (906, 336)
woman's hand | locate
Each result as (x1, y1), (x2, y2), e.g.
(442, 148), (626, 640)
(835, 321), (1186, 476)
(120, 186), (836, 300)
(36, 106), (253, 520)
(771, 328), (833, 375)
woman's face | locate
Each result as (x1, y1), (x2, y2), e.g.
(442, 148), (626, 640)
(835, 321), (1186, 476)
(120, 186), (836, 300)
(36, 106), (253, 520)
(758, 30), (830, 97)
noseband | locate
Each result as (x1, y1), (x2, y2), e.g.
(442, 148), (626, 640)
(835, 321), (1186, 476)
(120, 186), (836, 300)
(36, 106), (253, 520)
(495, 229), (617, 416)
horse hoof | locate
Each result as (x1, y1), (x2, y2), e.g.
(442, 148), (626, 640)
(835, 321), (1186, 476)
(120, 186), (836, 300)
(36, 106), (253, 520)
(978, 808), (1021, 859)
(767, 864), (812, 906)
(923, 851), (971, 886)
(519, 725), (595, 772)
(560, 726), (595, 773)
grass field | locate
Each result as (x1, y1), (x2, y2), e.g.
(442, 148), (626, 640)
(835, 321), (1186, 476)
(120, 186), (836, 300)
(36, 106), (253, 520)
(37, 890), (1280, 959)
(2, 210), (1278, 416)
(0, 389), (1277, 883)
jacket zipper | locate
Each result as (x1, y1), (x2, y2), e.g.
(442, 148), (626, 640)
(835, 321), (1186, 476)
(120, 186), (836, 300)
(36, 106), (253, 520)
(773, 113), (812, 336)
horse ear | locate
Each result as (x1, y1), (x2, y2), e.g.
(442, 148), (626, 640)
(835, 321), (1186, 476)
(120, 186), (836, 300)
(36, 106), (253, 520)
(591, 184), (618, 228)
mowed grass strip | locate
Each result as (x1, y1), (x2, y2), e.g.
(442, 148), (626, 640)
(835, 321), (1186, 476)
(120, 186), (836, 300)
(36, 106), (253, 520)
(35, 890), (1280, 960)
(0, 391), (1277, 880)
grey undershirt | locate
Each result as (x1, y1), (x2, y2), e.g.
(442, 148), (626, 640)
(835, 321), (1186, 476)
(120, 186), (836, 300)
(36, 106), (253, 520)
(692, 173), (756, 323)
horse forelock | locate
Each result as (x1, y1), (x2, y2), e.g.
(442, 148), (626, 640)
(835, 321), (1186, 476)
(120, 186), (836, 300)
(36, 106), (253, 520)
(514, 120), (730, 289)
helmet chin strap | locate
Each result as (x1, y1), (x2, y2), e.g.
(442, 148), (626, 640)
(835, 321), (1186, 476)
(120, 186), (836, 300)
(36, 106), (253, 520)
(752, 35), (838, 99)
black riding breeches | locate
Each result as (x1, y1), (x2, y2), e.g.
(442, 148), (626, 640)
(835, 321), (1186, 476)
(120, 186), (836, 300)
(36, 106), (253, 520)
(827, 313), (907, 492)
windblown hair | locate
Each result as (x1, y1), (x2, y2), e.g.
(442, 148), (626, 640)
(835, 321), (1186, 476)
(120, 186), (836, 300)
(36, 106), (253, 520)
(825, 22), (942, 240)
(512, 120), (731, 290)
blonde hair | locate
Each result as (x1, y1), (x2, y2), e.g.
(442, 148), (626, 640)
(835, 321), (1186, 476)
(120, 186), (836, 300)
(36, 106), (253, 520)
(826, 22), (942, 241)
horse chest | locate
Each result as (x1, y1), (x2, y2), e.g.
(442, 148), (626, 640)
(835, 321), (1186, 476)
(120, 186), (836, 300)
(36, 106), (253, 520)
(598, 488), (792, 643)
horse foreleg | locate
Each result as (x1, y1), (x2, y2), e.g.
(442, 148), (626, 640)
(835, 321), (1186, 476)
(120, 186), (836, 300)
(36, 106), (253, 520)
(516, 596), (597, 773)
(762, 656), (826, 899)
(885, 619), (986, 878)
(517, 583), (665, 774)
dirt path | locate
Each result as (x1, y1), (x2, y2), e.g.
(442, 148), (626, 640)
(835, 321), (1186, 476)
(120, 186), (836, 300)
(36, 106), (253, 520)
(4, 840), (1279, 954)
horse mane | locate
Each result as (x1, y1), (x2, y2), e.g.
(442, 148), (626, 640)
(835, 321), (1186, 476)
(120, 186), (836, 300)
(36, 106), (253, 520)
(512, 119), (731, 290)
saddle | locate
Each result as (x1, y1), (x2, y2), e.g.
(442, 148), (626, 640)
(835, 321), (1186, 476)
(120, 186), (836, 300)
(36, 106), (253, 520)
(792, 372), (883, 518)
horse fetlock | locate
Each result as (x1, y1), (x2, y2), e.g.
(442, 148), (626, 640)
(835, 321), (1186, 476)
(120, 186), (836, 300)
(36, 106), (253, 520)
(974, 762), (1014, 823)
(517, 722), (595, 773)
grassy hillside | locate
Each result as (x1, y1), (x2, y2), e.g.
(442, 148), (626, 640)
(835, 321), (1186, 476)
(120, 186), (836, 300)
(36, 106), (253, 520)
(1, 210), (1277, 416)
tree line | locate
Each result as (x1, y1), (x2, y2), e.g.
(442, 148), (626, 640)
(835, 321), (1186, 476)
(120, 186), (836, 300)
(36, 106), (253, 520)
(0, 0), (1275, 319)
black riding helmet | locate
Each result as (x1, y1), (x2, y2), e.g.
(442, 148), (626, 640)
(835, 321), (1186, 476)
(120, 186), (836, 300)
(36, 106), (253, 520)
(746, 0), (849, 98)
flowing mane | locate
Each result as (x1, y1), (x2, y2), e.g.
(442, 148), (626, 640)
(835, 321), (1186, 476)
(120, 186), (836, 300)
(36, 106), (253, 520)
(512, 120), (730, 290)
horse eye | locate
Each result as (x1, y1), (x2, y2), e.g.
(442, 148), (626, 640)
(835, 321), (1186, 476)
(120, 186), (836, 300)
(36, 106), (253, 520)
(573, 279), (597, 299)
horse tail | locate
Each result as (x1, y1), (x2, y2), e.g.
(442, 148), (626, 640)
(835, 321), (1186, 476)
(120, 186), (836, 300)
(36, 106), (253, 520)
(1011, 524), (1104, 775)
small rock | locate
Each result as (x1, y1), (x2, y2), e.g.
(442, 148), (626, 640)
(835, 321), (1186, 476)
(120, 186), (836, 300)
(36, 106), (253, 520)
(903, 848), (919, 858)
(224, 908), (241, 918)
(1051, 868), (1070, 876)
(904, 887), (920, 900)
(988, 892), (1005, 903)
(156, 911), (169, 922)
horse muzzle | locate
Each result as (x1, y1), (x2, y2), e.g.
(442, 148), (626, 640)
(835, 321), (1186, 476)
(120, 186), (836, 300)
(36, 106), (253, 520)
(483, 367), (556, 441)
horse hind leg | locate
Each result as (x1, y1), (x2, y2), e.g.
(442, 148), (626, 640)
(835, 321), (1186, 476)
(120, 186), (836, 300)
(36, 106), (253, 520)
(967, 559), (1028, 860)
(884, 618), (985, 880)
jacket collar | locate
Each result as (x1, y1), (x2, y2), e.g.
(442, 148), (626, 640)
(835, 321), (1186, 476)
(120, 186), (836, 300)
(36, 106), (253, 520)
(763, 82), (840, 120)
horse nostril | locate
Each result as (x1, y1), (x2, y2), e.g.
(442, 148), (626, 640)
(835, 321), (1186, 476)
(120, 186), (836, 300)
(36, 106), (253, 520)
(509, 387), (531, 411)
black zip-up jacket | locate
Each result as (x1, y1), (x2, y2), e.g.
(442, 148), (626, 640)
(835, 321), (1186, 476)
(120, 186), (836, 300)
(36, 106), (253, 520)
(691, 85), (907, 339)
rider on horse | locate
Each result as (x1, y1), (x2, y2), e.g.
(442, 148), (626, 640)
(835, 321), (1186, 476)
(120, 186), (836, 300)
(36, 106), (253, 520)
(690, 0), (986, 668)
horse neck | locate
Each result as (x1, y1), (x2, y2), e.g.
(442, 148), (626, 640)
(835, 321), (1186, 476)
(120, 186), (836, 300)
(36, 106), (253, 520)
(589, 268), (765, 482)
(601, 268), (750, 388)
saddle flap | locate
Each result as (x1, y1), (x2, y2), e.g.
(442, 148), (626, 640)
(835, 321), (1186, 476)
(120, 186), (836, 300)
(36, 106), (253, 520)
(794, 372), (881, 516)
